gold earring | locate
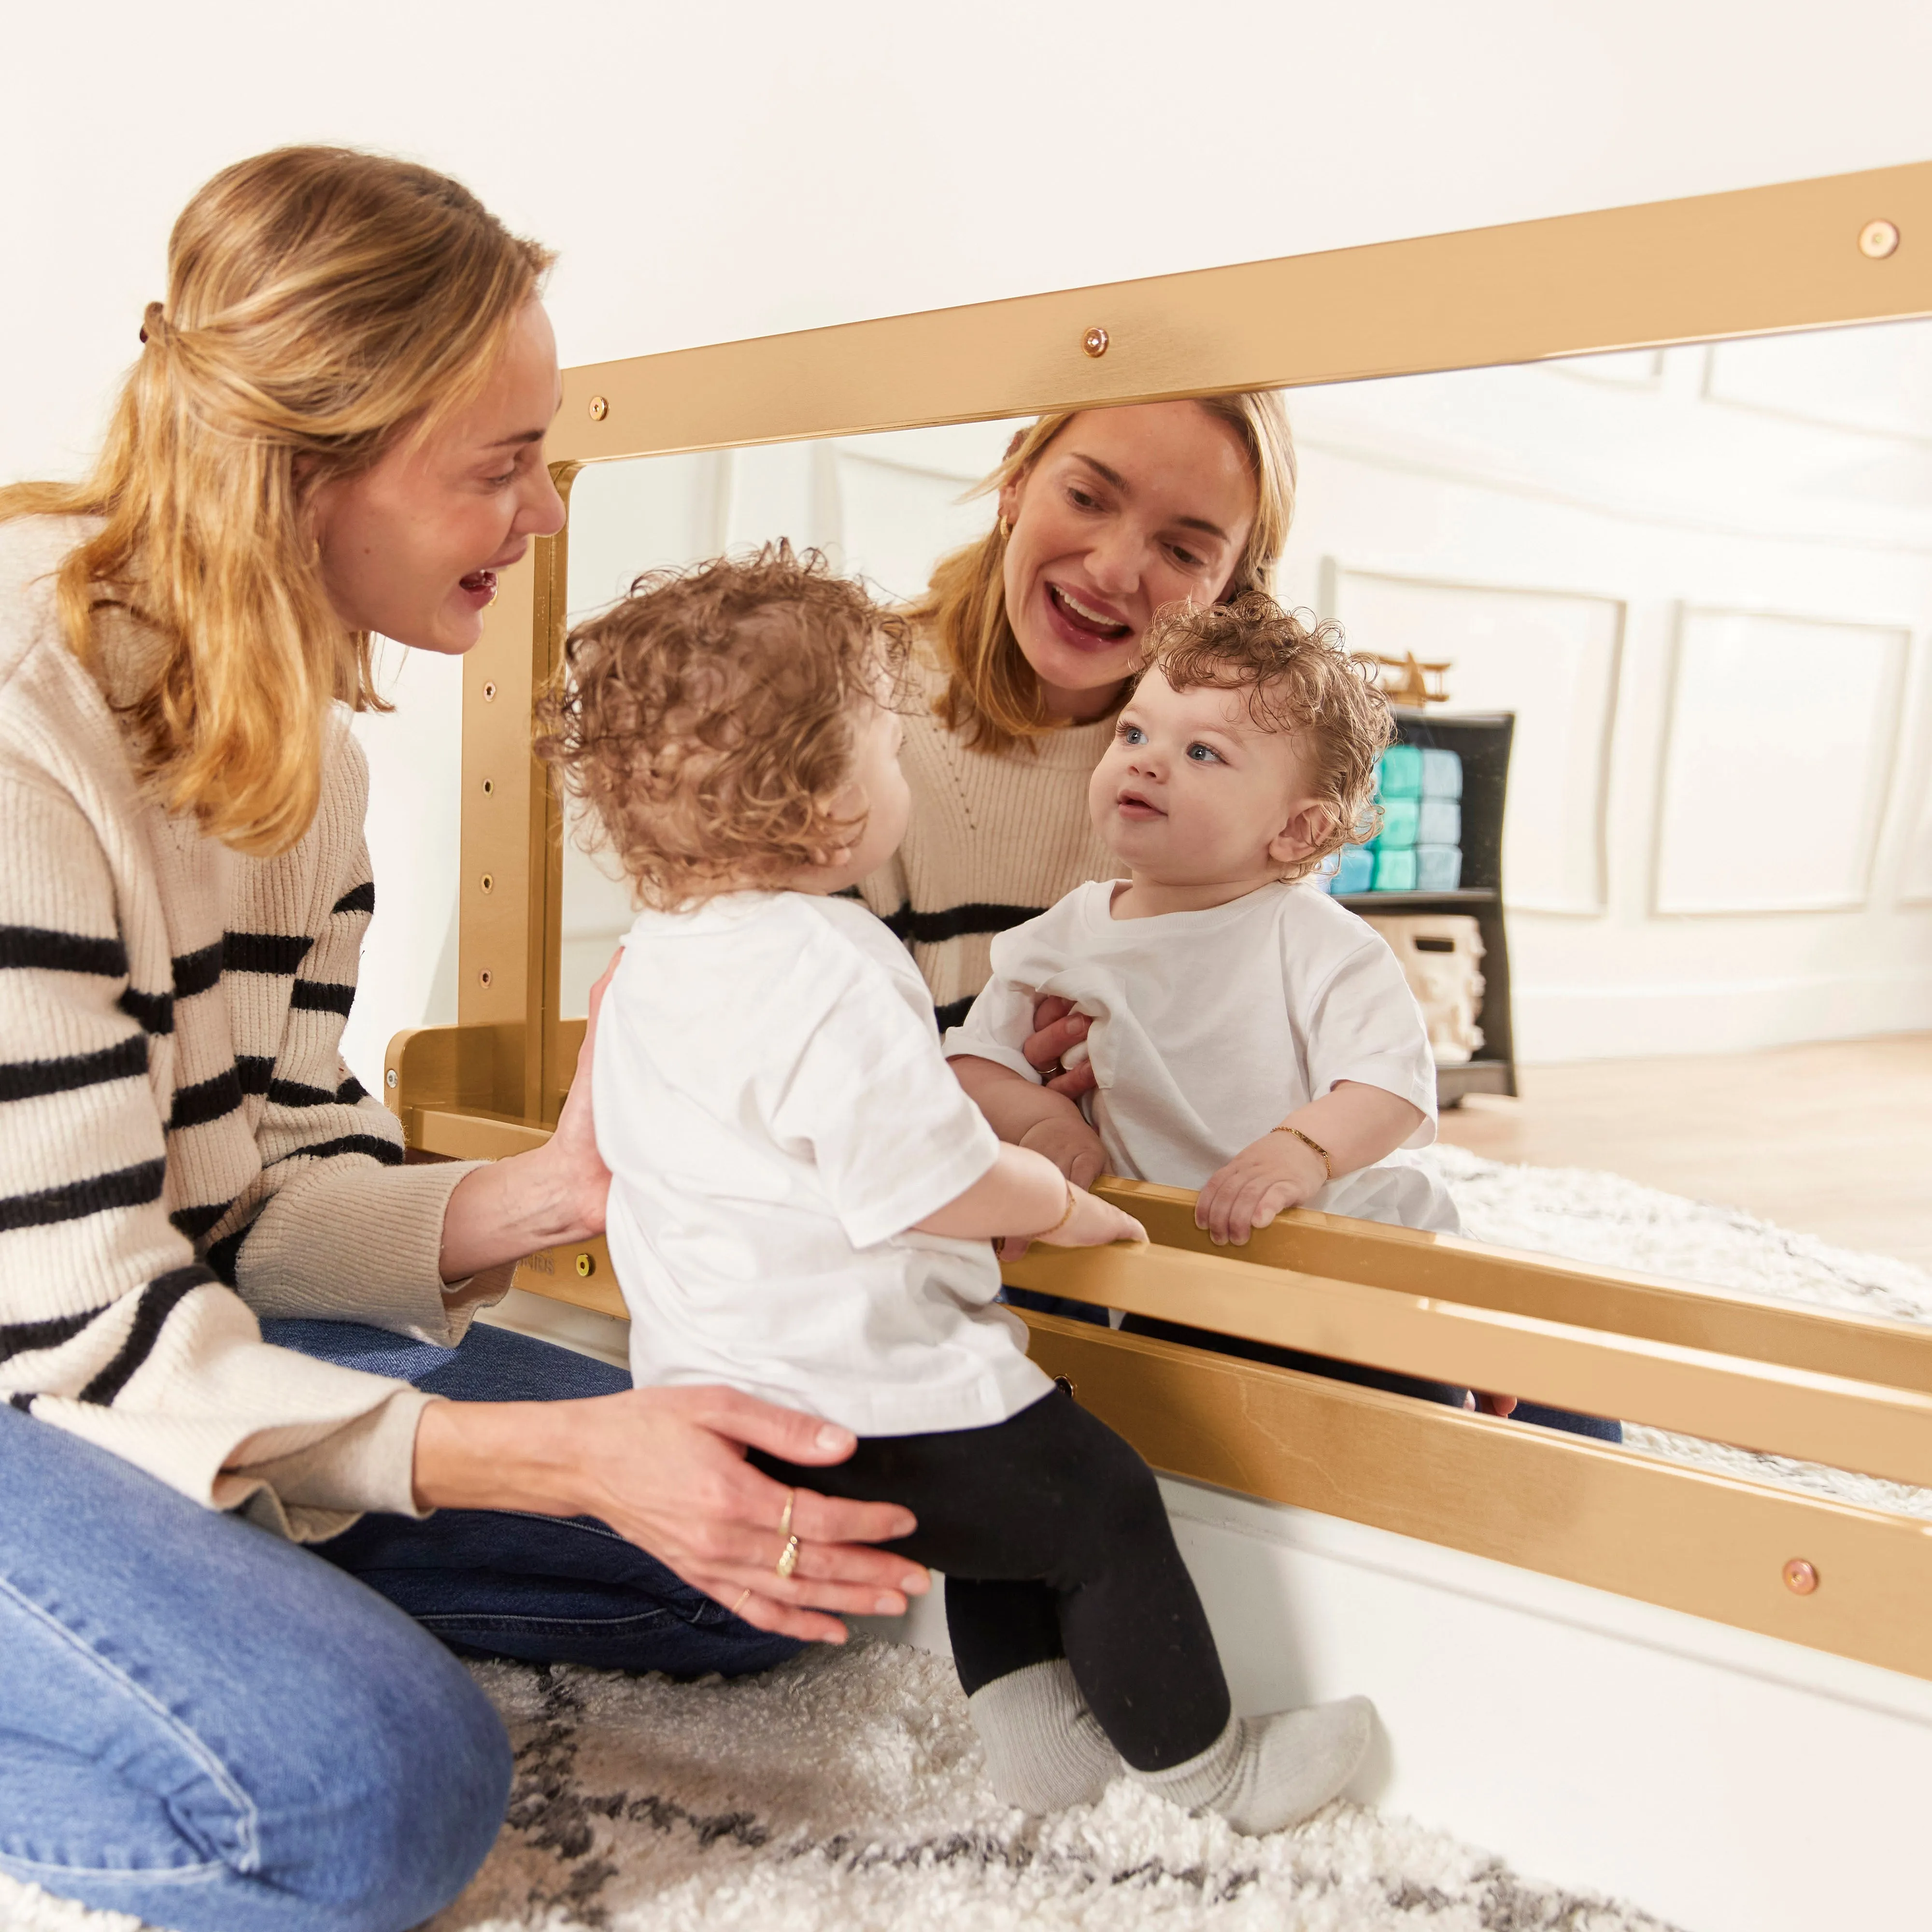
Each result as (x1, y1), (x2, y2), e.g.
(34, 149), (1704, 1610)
(996, 514), (1010, 540)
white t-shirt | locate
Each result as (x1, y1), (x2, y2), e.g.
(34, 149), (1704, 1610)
(595, 891), (1052, 1436)
(943, 880), (1459, 1234)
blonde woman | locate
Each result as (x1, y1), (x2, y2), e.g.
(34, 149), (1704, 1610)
(859, 394), (1294, 1065)
(0, 149), (923, 1932)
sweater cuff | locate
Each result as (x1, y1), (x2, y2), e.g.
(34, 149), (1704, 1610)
(221, 1386), (439, 1543)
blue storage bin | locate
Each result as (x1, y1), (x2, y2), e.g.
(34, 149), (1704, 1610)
(1420, 748), (1463, 799)
(1418, 797), (1461, 846)
(1415, 844), (1463, 891)
(1373, 847), (1418, 891)
(1377, 744), (1423, 799)
(1371, 797), (1420, 849)
(1334, 845), (1376, 894)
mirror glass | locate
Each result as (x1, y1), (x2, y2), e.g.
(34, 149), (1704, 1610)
(557, 322), (1932, 1410)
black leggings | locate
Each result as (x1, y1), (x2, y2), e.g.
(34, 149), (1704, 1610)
(752, 1386), (1228, 1771)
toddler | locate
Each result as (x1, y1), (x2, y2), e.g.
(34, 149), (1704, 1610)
(946, 594), (1460, 1248)
(537, 548), (1374, 1830)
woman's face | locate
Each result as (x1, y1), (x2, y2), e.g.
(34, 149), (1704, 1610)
(308, 299), (566, 655)
(997, 401), (1257, 721)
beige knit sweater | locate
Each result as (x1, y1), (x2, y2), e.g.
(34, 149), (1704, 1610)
(859, 662), (1121, 1024)
(0, 516), (507, 1541)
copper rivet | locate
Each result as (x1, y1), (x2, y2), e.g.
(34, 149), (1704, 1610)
(1783, 1557), (1819, 1595)
(384, 1067), (398, 1088)
(588, 394), (610, 421)
(478, 968), (492, 988)
(479, 873), (494, 895)
(481, 777), (494, 796)
(1859, 219), (1900, 260)
(1081, 325), (1109, 358)
(575, 1251), (596, 1278)
(482, 681), (497, 702)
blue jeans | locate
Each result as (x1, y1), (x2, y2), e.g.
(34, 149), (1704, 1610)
(0, 1319), (796, 1932)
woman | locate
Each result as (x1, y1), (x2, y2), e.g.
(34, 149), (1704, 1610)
(0, 148), (924, 1932)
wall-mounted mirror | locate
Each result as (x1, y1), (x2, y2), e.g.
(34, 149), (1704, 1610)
(557, 317), (1932, 1301)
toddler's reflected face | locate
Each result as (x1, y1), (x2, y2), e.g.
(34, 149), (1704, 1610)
(1089, 668), (1323, 889)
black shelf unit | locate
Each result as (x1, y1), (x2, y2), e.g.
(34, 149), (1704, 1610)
(1335, 710), (1516, 1108)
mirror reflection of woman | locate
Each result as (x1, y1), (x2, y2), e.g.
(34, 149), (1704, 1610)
(0, 147), (924, 1932)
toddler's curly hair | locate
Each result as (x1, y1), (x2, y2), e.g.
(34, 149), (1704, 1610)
(535, 544), (910, 909)
(1142, 591), (1393, 880)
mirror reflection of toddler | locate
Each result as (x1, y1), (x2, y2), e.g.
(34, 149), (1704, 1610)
(947, 594), (1457, 1245)
(538, 548), (1373, 1830)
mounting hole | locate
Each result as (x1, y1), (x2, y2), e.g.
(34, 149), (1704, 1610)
(384, 1067), (398, 1088)
(479, 873), (494, 895)
(482, 681), (498, 702)
(482, 777), (495, 796)
(478, 968), (493, 988)
(575, 1251), (596, 1278)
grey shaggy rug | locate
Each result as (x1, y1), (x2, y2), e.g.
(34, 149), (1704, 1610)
(8, 1147), (1927, 1932)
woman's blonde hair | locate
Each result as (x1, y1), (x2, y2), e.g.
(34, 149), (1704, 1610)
(910, 392), (1296, 756)
(0, 146), (552, 854)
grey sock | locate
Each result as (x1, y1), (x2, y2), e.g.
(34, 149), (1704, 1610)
(1127, 1698), (1375, 1836)
(967, 1659), (1122, 1814)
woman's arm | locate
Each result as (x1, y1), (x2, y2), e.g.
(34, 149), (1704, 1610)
(411, 1387), (931, 1643)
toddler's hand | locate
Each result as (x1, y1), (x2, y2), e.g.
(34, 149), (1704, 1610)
(1037, 1186), (1148, 1251)
(1018, 1116), (1108, 1191)
(1196, 1131), (1328, 1246)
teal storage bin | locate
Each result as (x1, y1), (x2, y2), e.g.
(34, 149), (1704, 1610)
(1335, 845), (1376, 894)
(1373, 847), (1418, 891)
(1419, 747), (1462, 798)
(1418, 797), (1461, 846)
(1370, 797), (1420, 849)
(1415, 844), (1462, 890)
(1377, 744), (1423, 799)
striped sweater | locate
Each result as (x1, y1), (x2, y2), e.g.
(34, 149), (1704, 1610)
(859, 661), (1121, 1025)
(0, 515), (504, 1541)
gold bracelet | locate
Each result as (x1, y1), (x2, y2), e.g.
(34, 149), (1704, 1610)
(1272, 1124), (1333, 1182)
(1042, 1177), (1078, 1237)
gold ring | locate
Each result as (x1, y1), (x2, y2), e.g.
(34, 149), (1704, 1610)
(775, 1534), (801, 1579)
(732, 1587), (752, 1617)
(779, 1488), (795, 1540)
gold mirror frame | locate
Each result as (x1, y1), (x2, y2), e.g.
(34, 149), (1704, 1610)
(389, 159), (1932, 1681)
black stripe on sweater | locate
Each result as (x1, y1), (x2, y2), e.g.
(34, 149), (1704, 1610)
(0, 1157), (167, 1233)
(223, 931), (313, 976)
(0, 1306), (104, 1364)
(267, 1133), (403, 1168)
(78, 1265), (211, 1406)
(171, 941), (224, 1000)
(289, 980), (355, 1018)
(9, 1392), (33, 1413)
(205, 1221), (254, 1286)
(933, 995), (975, 1033)
(168, 1068), (244, 1131)
(118, 986), (174, 1035)
(879, 901), (1045, 946)
(267, 1077), (340, 1109)
(0, 1035), (147, 1106)
(170, 1199), (233, 1243)
(337, 1074), (369, 1106)
(0, 926), (129, 977)
(332, 881), (376, 917)
(236, 1055), (274, 1096)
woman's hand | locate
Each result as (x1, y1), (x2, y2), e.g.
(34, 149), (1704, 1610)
(1024, 994), (1097, 1101)
(1195, 1130), (1328, 1246)
(436, 952), (619, 1282)
(412, 1385), (929, 1643)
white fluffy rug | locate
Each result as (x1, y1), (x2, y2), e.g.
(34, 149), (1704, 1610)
(7, 1148), (1927, 1932)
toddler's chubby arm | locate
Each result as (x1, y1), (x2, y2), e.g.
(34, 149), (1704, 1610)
(1197, 1080), (1424, 1248)
(949, 1053), (1110, 1192)
(914, 1137), (1144, 1260)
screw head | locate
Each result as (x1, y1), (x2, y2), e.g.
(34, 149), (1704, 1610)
(575, 1251), (596, 1278)
(1783, 1557), (1819, 1595)
(1859, 219), (1900, 260)
(482, 681), (497, 702)
(478, 967), (493, 988)
(384, 1067), (398, 1088)
(588, 394), (610, 421)
(1081, 325), (1109, 358)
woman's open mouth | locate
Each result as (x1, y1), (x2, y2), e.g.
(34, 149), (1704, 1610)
(1045, 582), (1132, 650)
(457, 568), (498, 606)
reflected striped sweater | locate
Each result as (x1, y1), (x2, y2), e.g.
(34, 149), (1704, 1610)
(858, 663), (1121, 1024)
(0, 516), (504, 1540)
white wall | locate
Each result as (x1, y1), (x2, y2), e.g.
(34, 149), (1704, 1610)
(6, 1), (1931, 1084)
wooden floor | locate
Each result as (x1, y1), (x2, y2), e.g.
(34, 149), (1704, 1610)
(1437, 1034), (1932, 1273)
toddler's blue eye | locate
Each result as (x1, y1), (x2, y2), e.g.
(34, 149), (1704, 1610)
(1186, 742), (1220, 763)
(1121, 724), (1146, 744)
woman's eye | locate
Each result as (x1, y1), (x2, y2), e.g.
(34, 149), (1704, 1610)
(483, 470), (516, 488)
(1068, 486), (1102, 511)
(1169, 544), (1207, 571)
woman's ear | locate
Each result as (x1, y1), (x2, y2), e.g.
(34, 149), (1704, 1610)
(996, 471), (1022, 531)
(1266, 799), (1335, 868)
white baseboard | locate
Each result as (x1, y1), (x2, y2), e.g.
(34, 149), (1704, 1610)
(1513, 970), (1932, 1061)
